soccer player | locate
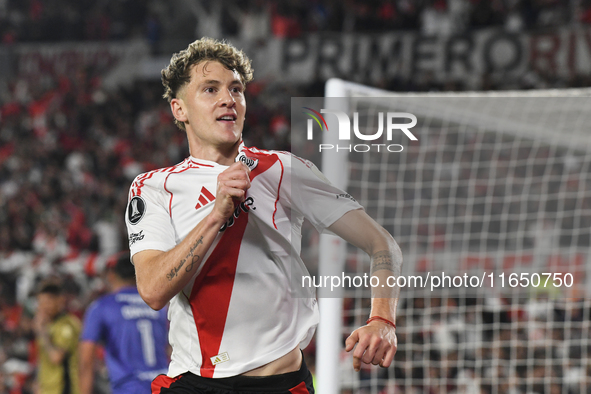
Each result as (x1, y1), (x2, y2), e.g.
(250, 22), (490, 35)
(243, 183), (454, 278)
(34, 280), (82, 394)
(79, 252), (169, 394)
(126, 37), (401, 393)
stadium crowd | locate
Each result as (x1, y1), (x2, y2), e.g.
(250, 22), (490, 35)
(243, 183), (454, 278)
(1, 1), (591, 394)
(0, 0), (588, 47)
(342, 296), (591, 394)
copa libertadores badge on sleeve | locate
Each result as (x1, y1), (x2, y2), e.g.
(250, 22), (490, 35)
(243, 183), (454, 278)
(127, 196), (146, 225)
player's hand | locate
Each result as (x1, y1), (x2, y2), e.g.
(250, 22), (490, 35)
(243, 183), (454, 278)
(345, 320), (397, 371)
(212, 162), (251, 223)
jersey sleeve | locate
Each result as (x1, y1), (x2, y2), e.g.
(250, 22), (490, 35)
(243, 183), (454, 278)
(80, 301), (105, 343)
(287, 154), (363, 233)
(125, 173), (177, 258)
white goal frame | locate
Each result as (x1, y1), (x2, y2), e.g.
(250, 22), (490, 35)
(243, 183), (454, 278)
(317, 78), (398, 394)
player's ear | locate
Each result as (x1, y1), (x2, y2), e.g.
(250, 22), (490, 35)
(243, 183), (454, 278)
(171, 98), (188, 124)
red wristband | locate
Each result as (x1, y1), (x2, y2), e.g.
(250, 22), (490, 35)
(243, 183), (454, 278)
(366, 316), (396, 329)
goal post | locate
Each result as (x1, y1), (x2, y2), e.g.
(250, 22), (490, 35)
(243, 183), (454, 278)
(315, 79), (348, 394)
(316, 79), (401, 394)
(305, 79), (591, 393)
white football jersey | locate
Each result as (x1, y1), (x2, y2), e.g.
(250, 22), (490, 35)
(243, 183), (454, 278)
(125, 144), (362, 378)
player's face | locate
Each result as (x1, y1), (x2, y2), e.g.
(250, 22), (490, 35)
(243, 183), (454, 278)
(172, 61), (246, 158)
(37, 293), (63, 319)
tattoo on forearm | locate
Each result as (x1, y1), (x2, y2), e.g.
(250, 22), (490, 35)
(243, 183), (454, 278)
(166, 236), (204, 281)
(370, 250), (394, 274)
(184, 247), (201, 274)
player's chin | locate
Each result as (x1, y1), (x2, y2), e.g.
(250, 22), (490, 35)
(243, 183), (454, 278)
(217, 125), (242, 140)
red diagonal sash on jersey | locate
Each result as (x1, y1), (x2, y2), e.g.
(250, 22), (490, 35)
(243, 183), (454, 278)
(245, 149), (283, 229)
(189, 214), (248, 378)
(188, 150), (280, 377)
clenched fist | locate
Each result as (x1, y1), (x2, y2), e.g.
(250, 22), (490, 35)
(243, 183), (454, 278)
(211, 162), (251, 224)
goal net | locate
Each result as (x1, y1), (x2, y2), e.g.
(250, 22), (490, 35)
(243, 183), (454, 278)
(292, 81), (591, 394)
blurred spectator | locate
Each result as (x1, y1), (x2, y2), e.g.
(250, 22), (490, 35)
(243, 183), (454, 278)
(270, 2), (303, 38)
(421, 0), (453, 36)
(231, 0), (271, 43)
(34, 279), (81, 394)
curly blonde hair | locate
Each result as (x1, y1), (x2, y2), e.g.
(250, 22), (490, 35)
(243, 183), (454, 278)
(161, 37), (254, 130)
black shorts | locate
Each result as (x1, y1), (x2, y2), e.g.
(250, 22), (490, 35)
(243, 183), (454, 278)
(151, 358), (314, 394)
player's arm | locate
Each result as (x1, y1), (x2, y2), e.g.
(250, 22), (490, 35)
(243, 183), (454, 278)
(134, 162), (250, 310)
(78, 341), (97, 394)
(327, 209), (402, 371)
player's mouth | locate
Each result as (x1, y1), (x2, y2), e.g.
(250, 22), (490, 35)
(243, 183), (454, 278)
(217, 114), (237, 123)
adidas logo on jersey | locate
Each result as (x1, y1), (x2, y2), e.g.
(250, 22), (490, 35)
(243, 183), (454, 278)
(195, 187), (216, 209)
(210, 352), (230, 366)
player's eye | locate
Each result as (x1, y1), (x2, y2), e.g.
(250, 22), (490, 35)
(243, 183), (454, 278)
(204, 87), (215, 93)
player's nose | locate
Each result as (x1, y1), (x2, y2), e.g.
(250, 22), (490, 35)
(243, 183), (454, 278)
(219, 88), (236, 107)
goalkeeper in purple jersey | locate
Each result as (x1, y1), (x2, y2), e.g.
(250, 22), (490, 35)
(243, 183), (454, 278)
(79, 253), (169, 394)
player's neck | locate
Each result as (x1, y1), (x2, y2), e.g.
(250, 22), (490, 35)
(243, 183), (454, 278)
(189, 141), (241, 165)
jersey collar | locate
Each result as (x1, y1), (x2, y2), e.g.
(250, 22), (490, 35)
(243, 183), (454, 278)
(188, 142), (247, 167)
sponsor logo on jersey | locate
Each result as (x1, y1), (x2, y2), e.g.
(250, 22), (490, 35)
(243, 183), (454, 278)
(210, 352), (230, 366)
(219, 196), (256, 232)
(336, 193), (357, 202)
(236, 152), (258, 170)
(129, 230), (145, 245)
(195, 186), (216, 209)
(128, 196), (146, 225)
